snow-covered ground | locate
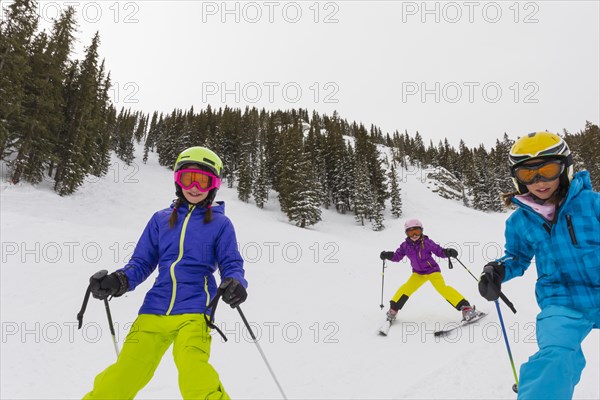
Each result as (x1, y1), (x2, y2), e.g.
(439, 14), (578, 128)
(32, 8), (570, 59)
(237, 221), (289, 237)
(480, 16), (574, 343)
(1, 147), (598, 399)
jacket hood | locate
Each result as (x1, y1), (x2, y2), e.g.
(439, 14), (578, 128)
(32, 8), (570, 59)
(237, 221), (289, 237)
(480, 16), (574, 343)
(569, 170), (592, 192)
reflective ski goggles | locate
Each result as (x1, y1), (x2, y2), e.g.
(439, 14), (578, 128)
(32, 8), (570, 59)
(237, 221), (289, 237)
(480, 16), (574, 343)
(175, 169), (221, 192)
(406, 227), (423, 236)
(513, 159), (564, 185)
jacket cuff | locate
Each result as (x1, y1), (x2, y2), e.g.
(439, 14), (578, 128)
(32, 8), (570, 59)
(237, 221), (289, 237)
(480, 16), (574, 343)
(113, 271), (129, 297)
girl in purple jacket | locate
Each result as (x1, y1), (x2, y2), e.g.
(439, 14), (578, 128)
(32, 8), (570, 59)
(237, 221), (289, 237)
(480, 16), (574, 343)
(83, 147), (246, 399)
(380, 218), (476, 322)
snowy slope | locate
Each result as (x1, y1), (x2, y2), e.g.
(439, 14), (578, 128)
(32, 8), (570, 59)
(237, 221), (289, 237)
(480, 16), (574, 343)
(1, 147), (598, 399)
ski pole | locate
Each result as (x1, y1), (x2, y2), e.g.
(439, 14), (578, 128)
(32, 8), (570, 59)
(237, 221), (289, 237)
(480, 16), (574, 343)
(104, 298), (120, 358)
(495, 300), (519, 393)
(453, 257), (519, 392)
(453, 257), (517, 314)
(77, 271), (120, 358)
(236, 306), (288, 400)
(379, 260), (387, 309)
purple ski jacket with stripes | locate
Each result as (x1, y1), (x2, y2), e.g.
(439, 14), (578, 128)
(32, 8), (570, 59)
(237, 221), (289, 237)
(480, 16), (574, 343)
(391, 236), (448, 275)
(118, 201), (246, 315)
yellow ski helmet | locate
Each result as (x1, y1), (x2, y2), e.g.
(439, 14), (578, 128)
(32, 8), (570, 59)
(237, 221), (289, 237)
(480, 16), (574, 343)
(508, 132), (573, 194)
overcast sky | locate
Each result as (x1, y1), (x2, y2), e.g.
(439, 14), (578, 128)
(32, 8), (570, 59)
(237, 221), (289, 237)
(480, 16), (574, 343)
(30, 0), (600, 148)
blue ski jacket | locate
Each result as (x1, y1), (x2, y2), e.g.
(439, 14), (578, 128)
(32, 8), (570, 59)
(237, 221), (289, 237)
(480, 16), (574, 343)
(118, 201), (246, 315)
(499, 171), (600, 311)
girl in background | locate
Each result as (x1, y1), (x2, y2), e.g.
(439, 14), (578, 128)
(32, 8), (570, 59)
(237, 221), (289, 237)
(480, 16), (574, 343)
(380, 218), (477, 322)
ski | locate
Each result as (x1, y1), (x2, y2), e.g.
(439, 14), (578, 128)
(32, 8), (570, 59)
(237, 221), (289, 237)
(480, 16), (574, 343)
(434, 311), (487, 337)
(378, 319), (393, 336)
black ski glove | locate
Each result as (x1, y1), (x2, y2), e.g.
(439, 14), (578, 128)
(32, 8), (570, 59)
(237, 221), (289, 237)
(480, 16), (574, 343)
(380, 251), (394, 261)
(89, 270), (128, 300)
(220, 278), (247, 308)
(478, 262), (506, 301)
(444, 248), (458, 258)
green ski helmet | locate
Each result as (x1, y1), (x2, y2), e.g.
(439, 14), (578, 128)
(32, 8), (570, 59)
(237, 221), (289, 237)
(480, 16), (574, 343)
(173, 146), (223, 205)
(174, 146), (223, 177)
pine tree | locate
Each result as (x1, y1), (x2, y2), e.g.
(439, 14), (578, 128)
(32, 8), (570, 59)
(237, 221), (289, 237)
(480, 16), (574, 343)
(0, 0), (38, 158)
(236, 106), (260, 202)
(263, 111), (281, 191)
(371, 201), (385, 231)
(305, 114), (328, 208)
(494, 133), (514, 194)
(470, 146), (502, 211)
(412, 131), (426, 165)
(337, 142), (355, 213)
(236, 151), (253, 202)
(573, 122), (600, 190)
(9, 31), (52, 184)
(278, 123), (322, 228)
(252, 150), (269, 209)
(389, 163), (402, 218)
(218, 106), (242, 187)
(42, 6), (78, 179)
(353, 159), (371, 226)
(353, 123), (387, 214)
(488, 148), (504, 212)
(113, 108), (136, 165)
(133, 112), (147, 143)
(53, 32), (103, 195)
(286, 175), (322, 228)
(87, 60), (113, 178)
(457, 139), (473, 181)
(156, 109), (184, 168)
(143, 111), (160, 163)
(322, 115), (348, 212)
(8, 6), (78, 184)
(426, 140), (437, 166)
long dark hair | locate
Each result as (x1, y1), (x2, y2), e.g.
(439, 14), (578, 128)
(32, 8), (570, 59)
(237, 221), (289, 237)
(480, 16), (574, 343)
(168, 198), (214, 228)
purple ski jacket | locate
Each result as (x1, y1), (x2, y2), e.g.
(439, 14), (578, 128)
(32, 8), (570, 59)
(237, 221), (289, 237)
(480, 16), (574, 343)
(390, 235), (447, 275)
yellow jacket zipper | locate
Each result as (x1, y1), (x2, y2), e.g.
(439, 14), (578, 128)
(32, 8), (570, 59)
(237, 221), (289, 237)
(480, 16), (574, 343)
(166, 205), (195, 315)
(204, 276), (211, 308)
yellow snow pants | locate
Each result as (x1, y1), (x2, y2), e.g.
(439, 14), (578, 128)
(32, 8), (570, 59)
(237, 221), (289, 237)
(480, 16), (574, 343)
(392, 272), (465, 308)
(83, 314), (228, 400)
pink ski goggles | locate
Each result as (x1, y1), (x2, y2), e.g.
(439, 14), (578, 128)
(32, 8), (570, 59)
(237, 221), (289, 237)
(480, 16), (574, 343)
(175, 169), (221, 192)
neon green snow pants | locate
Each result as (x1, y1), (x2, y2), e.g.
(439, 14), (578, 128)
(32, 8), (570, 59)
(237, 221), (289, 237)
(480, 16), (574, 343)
(83, 314), (229, 400)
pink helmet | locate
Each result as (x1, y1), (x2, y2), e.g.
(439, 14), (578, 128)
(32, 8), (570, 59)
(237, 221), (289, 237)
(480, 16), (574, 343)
(404, 218), (423, 231)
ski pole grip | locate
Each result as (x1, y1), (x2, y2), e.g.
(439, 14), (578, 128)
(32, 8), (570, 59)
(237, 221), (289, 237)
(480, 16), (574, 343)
(77, 286), (92, 329)
(499, 291), (517, 314)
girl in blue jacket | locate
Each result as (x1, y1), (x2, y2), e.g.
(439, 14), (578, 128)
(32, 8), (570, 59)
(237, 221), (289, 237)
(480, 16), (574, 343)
(84, 147), (246, 399)
(479, 132), (599, 399)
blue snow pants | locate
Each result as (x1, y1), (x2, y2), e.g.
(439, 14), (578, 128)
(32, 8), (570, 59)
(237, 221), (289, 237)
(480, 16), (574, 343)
(517, 305), (599, 400)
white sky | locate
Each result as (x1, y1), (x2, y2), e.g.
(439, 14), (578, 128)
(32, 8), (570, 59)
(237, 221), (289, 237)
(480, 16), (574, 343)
(26, 0), (600, 148)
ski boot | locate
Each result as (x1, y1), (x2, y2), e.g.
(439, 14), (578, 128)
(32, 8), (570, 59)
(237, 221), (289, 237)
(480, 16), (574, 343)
(461, 305), (477, 322)
(386, 308), (398, 322)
